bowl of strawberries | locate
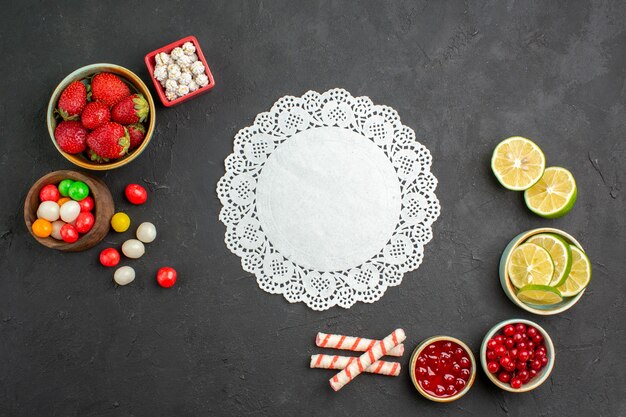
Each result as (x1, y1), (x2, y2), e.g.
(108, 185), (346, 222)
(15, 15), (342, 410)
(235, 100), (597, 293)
(47, 63), (156, 170)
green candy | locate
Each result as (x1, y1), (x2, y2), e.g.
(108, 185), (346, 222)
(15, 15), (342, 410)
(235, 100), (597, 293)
(58, 179), (74, 197)
(68, 181), (89, 201)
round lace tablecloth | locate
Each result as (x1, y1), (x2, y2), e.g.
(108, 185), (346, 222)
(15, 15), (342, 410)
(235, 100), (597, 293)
(217, 89), (440, 310)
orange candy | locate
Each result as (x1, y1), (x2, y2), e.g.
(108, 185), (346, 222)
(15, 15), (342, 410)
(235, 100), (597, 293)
(57, 197), (71, 206)
(32, 218), (52, 238)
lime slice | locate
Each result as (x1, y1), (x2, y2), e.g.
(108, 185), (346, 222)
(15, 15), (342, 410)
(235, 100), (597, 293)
(507, 243), (555, 289)
(526, 233), (572, 287)
(517, 285), (564, 305)
(491, 137), (546, 191)
(557, 246), (592, 297)
(524, 167), (577, 218)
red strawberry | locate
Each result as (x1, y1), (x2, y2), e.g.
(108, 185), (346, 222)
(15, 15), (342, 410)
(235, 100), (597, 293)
(86, 148), (109, 163)
(111, 94), (149, 124)
(57, 81), (87, 120)
(127, 123), (146, 149)
(54, 120), (88, 154)
(86, 122), (130, 159)
(91, 73), (131, 107)
(81, 101), (111, 130)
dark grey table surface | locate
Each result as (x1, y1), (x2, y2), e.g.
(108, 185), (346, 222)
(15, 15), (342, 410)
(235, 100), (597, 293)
(1, 1), (625, 416)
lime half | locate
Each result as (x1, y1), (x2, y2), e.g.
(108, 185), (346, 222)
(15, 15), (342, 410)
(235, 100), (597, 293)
(517, 285), (564, 305)
(507, 243), (555, 289)
(557, 246), (592, 297)
(526, 233), (572, 287)
(524, 167), (577, 218)
(491, 136), (546, 191)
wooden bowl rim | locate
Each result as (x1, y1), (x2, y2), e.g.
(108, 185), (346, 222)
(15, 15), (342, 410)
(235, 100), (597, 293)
(24, 170), (113, 251)
(46, 63), (156, 171)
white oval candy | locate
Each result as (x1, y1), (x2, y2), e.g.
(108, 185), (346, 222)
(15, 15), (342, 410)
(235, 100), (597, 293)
(37, 201), (60, 222)
(122, 239), (145, 259)
(114, 266), (135, 285)
(59, 200), (81, 223)
(136, 222), (157, 243)
(50, 220), (65, 240)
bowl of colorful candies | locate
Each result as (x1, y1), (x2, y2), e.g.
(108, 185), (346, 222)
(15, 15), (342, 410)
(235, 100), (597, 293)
(409, 336), (476, 402)
(480, 319), (555, 393)
(500, 228), (592, 315)
(47, 63), (156, 170)
(24, 170), (114, 251)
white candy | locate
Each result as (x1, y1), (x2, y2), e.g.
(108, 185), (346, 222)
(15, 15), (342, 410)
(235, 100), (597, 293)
(167, 63), (181, 80)
(37, 201), (60, 222)
(164, 79), (178, 91)
(170, 47), (184, 61)
(188, 80), (199, 92)
(165, 90), (178, 101)
(122, 239), (145, 259)
(51, 220), (65, 240)
(176, 84), (190, 97)
(189, 53), (198, 63)
(182, 41), (196, 55)
(177, 54), (192, 69)
(195, 73), (209, 87)
(190, 61), (205, 76)
(59, 200), (80, 223)
(153, 65), (168, 82)
(177, 72), (192, 86)
(114, 266), (135, 286)
(155, 52), (170, 66)
(136, 222), (157, 243)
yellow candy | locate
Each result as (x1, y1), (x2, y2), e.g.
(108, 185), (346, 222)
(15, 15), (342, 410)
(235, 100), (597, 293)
(57, 197), (71, 206)
(111, 212), (131, 232)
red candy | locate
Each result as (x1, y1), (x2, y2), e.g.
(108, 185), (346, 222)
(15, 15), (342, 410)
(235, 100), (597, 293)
(414, 339), (472, 398)
(78, 196), (95, 212)
(60, 223), (79, 243)
(125, 184), (148, 205)
(74, 212), (95, 233)
(39, 184), (60, 202)
(485, 322), (548, 389)
(99, 248), (120, 267)
(157, 267), (177, 288)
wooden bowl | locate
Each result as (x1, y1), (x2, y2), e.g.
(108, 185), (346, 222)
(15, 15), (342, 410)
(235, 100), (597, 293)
(24, 170), (114, 251)
(46, 63), (156, 170)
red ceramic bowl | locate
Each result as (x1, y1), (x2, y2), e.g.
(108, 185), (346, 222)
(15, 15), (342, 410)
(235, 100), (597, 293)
(144, 35), (215, 107)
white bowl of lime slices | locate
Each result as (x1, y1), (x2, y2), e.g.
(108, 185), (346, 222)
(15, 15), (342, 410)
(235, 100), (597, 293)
(499, 228), (592, 315)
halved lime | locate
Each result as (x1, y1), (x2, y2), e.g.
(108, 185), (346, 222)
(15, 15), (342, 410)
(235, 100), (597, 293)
(516, 285), (564, 305)
(557, 246), (592, 297)
(491, 136), (546, 191)
(507, 243), (555, 289)
(526, 233), (572, 287)
(524, 167), (577, 218)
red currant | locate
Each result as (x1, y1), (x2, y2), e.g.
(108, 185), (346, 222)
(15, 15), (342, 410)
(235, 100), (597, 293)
(541, 356), (548, 367)
(505, 338), (515, 349)
(446, 385), (456, 395)
(518, 369), (530, 382)
(510, 378), (522, 389)
(516, 361), (527, 371)
(530, 359), (542, 370)
(460, 368), (471, 379)
(455, 378), (466, 389)
(534, 349), (545, 359)
(529, 369), (538, 378)
(527, 327), (537, 338)
(435, 385), (445, 396)
(509, 348), (518, 359)
(486, 350), (496, 361)
(459, 357), (470, 368)
(500, 356), (511, 367)
(494, 345), (506, 357)
(533, 334), (543, 344)
(515, 323), (526, 334)
(494, 335), (505, 343)
(518, 350), (530, 362)
(487, 361), (499, 373)
(487, 339), (498, 350)
(527, 340), (535, 349)
(517, 341), (527, 350)
(452, 363), (462, 374)
(497, 371), (511, 383)
(513, 333), (523, 343)
(454, 347), (465, 358)
(503, 325), (515, 336)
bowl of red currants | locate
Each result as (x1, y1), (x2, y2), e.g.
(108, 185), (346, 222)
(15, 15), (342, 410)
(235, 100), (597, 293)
(409, 336), (476, 402)
(480, 319), (555, 393)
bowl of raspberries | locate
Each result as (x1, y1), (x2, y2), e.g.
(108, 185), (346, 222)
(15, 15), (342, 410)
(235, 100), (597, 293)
(47, 63), (156, 170)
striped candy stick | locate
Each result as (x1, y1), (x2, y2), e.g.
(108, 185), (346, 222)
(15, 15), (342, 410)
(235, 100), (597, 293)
(329, 328), (406, 391)
(310, 354), (401, 377)
(316, 332), (405, 357)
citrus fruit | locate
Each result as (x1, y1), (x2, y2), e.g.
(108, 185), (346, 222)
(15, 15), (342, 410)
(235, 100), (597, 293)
(524, 167), (577, 218)
(507, 243), (554, 289)
(557, 246), (591, 297)
(526, 233), (572, 287)
(516, 285), (563, 305)
(491, 137), (546, 191)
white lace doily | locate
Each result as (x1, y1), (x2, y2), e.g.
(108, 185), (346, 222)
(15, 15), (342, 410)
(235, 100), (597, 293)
(217, 89), (440, 310)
